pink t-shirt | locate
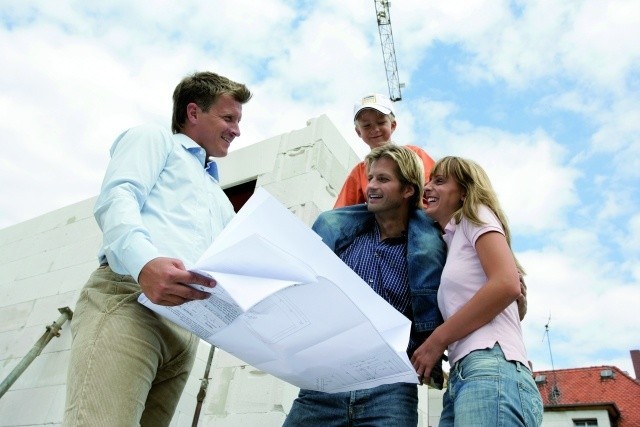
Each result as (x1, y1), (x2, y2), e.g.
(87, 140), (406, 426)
(438, 205), (528, 366)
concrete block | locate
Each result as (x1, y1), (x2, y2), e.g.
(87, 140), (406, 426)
(426, 387), (446, 426)
(182, 361), (206, 401)
(0, 301), (32, 333)
(0, 328), (70, 381)
(197, 411), (286, 427)
(314, 141), (352, 193)
(1, 250), (59, 283)
(306, 115), (356, 168)
(282, 145), (318, 180)
(2, 269), (69, 306)
(277, 132), (314, 156)
(50, 237), (102, 272)
(171, 408), (196, 427)
(4, 325), (43, 359)
(0, 220), (30, 246)
(0, 356), (20, 385)
(213, 348), (249, 368)
(218, 137), (280, 188)
(225, 366), (290, 414)
(193, 340), (213, 361)
(288, 202), (323, 227)
(58, 259), (99, 294)
(171, 391), (198, 427)
(10, 349), (69, 390)
(25, 291), (77, 327)
(280, 383), (300, 414)
(204, 366), (236, 417)
(40, 326), (73, 355)
(0, 383), (63, 426)
(0, 240), (25, 266)
(27, 198), (96, 236)
(261, 169), (336, 209)
(42, 383), (67, 425)
(0, 328), (22, 361)
(3, 217), (100, 265)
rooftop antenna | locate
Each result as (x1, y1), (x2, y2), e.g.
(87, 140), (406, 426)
(543, 314), (561, 404)
(373, 0), (404, 101)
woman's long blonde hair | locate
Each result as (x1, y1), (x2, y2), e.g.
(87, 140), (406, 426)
(430, 156), (525, 273)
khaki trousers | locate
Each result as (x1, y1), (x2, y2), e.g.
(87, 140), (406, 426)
(63, 266), (198, 427)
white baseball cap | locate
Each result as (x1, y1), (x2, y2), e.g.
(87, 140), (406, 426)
(353, 93), (394, 120)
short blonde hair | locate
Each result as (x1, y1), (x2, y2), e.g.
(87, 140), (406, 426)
(365, 144), (424, 209)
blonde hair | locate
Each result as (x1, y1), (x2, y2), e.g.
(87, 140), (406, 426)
(365, 144), (425, 209)
(430, 156), (525, 273)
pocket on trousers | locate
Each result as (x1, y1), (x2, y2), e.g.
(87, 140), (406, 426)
(104, 290), (141, 314)
(517, 380), (543, 427)
(457, 350), (500, 381)
(85, 267), (138, 310)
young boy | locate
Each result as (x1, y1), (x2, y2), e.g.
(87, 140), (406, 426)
(334, 93), (436, 207)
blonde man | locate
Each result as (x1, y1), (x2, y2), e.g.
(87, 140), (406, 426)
(285, 145), (446, 426)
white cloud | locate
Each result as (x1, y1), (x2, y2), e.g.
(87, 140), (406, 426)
(561, 0), (640, 91)
(405, 99), (581, 232)
(520, 241), (639, 374)
(0, 0), (638, 378)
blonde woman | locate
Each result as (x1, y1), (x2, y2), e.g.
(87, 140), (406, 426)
(411, 156), (542, 426)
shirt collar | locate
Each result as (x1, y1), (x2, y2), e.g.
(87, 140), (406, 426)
(205, 159), (219, 181)
(443, 220), (456, 246)
(173, 133), (220, 181)
(372, 221), (407, 244)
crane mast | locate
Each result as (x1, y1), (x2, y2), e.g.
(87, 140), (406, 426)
(374, 0), (402, 101)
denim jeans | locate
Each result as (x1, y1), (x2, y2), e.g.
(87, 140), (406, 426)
(439, 344), (543, 427)
(284, 382), (418, 427)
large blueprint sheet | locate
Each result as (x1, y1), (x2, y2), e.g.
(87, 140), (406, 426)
(138, 188), (419, 393)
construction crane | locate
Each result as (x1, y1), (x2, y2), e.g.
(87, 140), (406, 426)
(373, 0), (403, 101)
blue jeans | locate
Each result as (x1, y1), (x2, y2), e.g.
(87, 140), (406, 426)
(284, 382), (418, 427)
(439, 344), (543, 427)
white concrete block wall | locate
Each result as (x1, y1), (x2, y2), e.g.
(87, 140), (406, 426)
(0, 114), (445, 426)
(0, 197), (100, 427)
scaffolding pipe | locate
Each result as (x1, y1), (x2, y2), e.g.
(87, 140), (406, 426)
(0, 306), (73, 399)
(191, 344), (216, 427)
(374, 0), (403, 101)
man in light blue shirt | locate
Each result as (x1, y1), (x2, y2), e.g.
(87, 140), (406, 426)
(63, 71), (252, 426)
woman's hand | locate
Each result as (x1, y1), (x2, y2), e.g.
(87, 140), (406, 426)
(411, 330), (447, 385)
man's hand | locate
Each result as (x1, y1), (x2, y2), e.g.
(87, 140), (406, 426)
(517, 273), (528, 321)
(138, 257), (216, 306)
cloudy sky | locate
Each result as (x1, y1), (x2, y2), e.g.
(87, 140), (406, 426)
(1, 1), (639, 376)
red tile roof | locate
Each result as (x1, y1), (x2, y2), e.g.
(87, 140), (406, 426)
(533, 366), (640, 427)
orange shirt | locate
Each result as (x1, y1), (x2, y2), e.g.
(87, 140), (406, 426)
(334, 145), (436, 208)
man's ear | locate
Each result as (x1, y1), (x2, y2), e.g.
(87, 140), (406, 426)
(355, 126), (362, 138)
(186, 102), (199, 124)
(390, 120), (397, 131)
(403, 183), (416, 201)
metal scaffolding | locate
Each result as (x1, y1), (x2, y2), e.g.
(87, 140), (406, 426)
(0, 307), (73, 399)
(374, 0), (403, 101)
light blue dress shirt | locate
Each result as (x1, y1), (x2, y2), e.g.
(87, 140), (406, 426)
(94, 123), (235, 282)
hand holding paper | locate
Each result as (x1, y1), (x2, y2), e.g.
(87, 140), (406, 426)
(138, 188), (418, 392)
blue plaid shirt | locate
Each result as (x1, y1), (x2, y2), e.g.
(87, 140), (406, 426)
(338, 222), (410, 316)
